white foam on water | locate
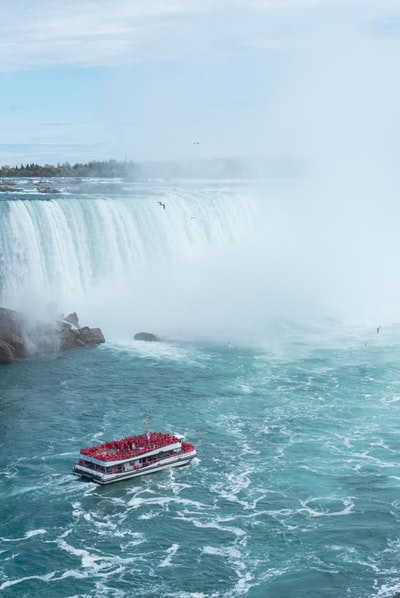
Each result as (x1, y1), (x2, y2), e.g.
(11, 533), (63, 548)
(24, 529), (47, 538)
(0, 572), (55, 591)
(239, 442), (260, 456)
(201, 545), (254, 596)
(350, 451), (398, 469)
(167, 593), (207, 598)
(104, 338), (202, 364)
(57, 568), (88, 581)
(138, 511), (158, 520)
(300, 496), (355, 518)
(119, 533), (146, 549)
(202, 545), (241, 559)
(239, 384), (252, 394)
(0, 529), (47, 542)
(374, 585), (400, 598)
(110, 342), (222, 381)
(215, 414), (245, 437)
(92, 582), (126, 598)
(71, 501), (85, 520)
(156, 473), (193, 496)
(2, 463), (18, 480)
(158, 543), (179, 567)
(175, 512), (246, 540)
(127, 494), (207, 512)
(209, 467), (262, 510)
(57, 537), (128, 575)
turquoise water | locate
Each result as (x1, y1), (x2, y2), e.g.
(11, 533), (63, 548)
(1, 179), (400, 596)
(2, 328), (400, 597)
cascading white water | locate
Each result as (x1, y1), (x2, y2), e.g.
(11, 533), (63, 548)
(2, 176), (399, 343)
(0, 182), (259, 339)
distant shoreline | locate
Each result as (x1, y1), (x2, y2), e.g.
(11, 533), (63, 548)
(0, 156), (303, 180)
(0, 160), (135, 179)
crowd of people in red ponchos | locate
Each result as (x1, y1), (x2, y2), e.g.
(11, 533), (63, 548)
(80, 431), (194, 463)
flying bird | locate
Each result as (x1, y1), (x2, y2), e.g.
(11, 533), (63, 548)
(193, 141), (200, 144)
(157, 201), (166, 209)
(377, 326), (381, 334)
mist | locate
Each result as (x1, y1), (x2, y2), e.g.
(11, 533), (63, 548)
(2, 8), (400, 344)
(92, 11), (400, 340)
(249, 22), (400, 329)
(2, 166), (400, 349)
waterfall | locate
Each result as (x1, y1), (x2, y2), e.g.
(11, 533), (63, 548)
(0, 182), (258, 338)
(2, 176), (396, 340)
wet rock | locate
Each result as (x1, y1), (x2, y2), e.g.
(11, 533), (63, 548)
(76, 326), (105, 346)
(134, 332), (160, 342)
(64, 312), (80, 327)
(58, 327), (85, 351)
(58, 325), (105, 351)
(36, 183), (60, 194)
(10, 334), (27, 358)
(0, 308), (24, 344)
(0, 339), (16, 363)
(0, 307), (105, 363)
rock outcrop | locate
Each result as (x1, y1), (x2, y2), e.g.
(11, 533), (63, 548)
(134, 332), (160, 342)
(0, 307), (105, 364)
(0, 339), (16, 364)
(64, 312), (79, 327)
(0, 308), (27, 359)
(59, 325), (105, 351)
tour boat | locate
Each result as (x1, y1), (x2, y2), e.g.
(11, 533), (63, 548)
(72, 427), (196, 485)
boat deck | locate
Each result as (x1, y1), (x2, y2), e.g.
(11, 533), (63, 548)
(80, 431), (194, 464)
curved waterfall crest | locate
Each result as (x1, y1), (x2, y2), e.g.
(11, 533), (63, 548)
(0, 184), (258, 318)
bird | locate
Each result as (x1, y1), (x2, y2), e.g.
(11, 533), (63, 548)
(193, 141), (200, 145)
(377, 326), (381, 334)
(157, 201), (166, 209)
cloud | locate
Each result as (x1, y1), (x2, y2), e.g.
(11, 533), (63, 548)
(1, 0), (399, 73)
(1, 0), (400, 164)
(0, 142), (100, 165)
(0, 1), (219, 71)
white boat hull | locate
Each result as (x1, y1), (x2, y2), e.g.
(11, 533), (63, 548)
(73, 449), (196, 485)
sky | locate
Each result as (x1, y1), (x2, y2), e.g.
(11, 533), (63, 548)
(1, 0), (400, 166)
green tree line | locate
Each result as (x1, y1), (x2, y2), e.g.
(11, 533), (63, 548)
(0, 160), (136, 178)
